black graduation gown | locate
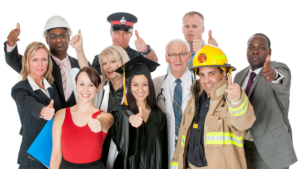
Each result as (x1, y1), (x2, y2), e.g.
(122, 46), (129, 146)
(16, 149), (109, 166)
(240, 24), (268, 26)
(111, 105), (168, 169)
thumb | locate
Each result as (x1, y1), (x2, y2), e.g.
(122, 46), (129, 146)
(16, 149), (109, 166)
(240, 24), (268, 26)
(264, 55), (271, 67)
(78, 29), (82, 38)
(208, 30), (212, 40)
(228, 76), (233, 86)
(135, 30), (140, 39)
(17, 23), (21, 34)
(138, 107), (143, 117)
(47, 100), (54, 108)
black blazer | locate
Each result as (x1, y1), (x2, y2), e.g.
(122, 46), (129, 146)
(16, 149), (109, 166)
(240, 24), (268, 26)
(4, 41), (79, 108)
(11, 79), (62, 167)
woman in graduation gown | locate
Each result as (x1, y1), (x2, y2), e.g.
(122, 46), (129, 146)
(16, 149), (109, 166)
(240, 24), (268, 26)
(11, 42), (62, 169)
(111, 56), (168, 169)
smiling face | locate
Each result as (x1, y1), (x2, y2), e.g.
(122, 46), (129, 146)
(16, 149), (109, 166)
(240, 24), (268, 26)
(110, 30), (132, 49)
(76, 72), (100, 102)
(130, 75), (149, 103)
(247, 35), (271, 70)
(199, 67), (226, 98)
(46, 28), (70, 54)
(28, 48), (49, 78)
(182, 14), (204, 44)
(101, 56), (122, 80)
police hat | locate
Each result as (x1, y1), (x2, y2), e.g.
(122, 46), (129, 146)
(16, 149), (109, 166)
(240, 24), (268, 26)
(107, 12), (138, 33)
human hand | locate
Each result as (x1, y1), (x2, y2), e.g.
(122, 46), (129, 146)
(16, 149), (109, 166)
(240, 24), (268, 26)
(262, 55), (276, 82)
(208, 30), (218, 46)
(225, 76), (240, 100)
(129, 107), (143, 128)
(69, 29), (83, 51)
(6, 22), (21, 47)
(88, 111), (101, 133)
(133, 29), (148, 53)
(40, 100), (55, 120)
(193, 33), (203, 53)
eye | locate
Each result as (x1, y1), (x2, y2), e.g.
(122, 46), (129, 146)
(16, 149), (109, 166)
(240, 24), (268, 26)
(111, 60), (115, 63)
(133, 84), (138, 87)
(192, 25), (197, 28)
(171, 54), (176, 57)
(102, 62), (107, 65)
(33, 59), (37, 61)
(50, 35), (57, 39)
(143, 84), (148, 87)
(89, 84), (94, 87)
(115, 31), (119, 33)
(80, 83), (84, 86)
(185, 25), (189, 28)
(179, 53), (184, 57)
(259, 47), (264, 50)
(124, 32), (128, 34)
(43, 59), (47, 61)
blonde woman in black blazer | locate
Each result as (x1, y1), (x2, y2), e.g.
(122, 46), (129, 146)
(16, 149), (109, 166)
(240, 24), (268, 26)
(11, 42), (61, 169)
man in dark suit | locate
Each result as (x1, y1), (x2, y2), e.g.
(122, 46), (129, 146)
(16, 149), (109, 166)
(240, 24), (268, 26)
(234, 33), (297, 169)
(5, 16), (79, 109)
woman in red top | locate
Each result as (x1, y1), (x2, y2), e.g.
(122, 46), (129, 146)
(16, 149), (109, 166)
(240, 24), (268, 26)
(50, 67), (114, 169)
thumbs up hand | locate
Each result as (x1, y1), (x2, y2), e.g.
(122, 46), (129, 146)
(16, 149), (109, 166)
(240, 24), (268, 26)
(88, 111), (101, 133)
(225, 76), (240, 100)
(192, 33), (203, 53)
(134, 30), (148, 53)
(208, 30), (218, 46)
(7, 23), (21, 47)
(40, 100), (55, 120)
(262, 55), (276, 82)
(69, 29), (83, 51)
(129, 107), (143, 128)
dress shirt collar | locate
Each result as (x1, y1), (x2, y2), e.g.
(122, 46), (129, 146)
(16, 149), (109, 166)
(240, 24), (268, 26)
(51, 54), (69, 66)
(247, 67), (262, 77)
(169, 68), (188, 85)
(27, 74), (52, 91)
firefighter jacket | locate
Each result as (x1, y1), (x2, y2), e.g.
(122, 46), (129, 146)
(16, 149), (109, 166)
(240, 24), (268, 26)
(170, 79), (256, 169)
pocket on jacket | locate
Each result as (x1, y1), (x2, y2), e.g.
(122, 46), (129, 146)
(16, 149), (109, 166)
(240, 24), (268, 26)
(205, 115), (224, 148)
(271, 127), (287, 138)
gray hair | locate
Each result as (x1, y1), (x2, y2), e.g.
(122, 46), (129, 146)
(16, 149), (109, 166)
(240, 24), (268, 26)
(181, 10), (205, 26)
(165, 39), (190, 53)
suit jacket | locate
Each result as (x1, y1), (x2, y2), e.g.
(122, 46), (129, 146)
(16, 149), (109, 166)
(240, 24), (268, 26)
(234, 61), (297, 169)
(11, 79), (62, 167)
(4, 42), (79, 108)
(153, 68), (194, 166)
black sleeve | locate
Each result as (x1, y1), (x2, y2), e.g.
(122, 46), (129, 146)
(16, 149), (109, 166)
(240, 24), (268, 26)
(52, 83), (62, 112)
(91, 55), (102, 75)
(161, 113), (169, 168)
(4, 41), (23, 73)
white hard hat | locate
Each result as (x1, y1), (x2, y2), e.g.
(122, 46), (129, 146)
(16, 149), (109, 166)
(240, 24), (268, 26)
(43, 16), (72, 37)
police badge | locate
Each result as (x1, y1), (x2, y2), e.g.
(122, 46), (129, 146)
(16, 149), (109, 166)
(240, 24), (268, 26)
(120, 17), (127, 25)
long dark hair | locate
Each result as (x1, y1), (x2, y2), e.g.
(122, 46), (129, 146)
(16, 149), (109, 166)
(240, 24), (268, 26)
(126, 74), (161, 114)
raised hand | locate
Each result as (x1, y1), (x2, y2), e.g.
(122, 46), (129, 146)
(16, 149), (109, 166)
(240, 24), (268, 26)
(88, 111), (101, 133)
(134, 30), (148, 53)
(7, 23), (21, 47)
(69, 29), (83, 51)
(225, 76), (240, 100)
(208, 30), (218, 46)
(40, 100), (55, 120)
(192, 33), (203, 53)
(262, 55), (276, 82)
(129, 107), (143, 128)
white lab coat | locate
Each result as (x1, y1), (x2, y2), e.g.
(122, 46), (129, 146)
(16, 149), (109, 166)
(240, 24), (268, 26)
(153, 68), (195, 166)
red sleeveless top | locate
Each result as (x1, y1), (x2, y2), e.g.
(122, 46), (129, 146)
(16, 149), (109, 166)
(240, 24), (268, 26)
(61, 108), (107, 163)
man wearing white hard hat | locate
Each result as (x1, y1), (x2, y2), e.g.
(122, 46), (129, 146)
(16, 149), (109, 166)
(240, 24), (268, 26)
(5, 16), (80, 110)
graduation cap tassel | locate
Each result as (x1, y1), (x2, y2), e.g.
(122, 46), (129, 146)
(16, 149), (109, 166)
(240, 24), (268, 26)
(122, 65), (128, 106)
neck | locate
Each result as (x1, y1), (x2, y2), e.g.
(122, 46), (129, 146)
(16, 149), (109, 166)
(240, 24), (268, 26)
(30, 73), (44, 88)
(170, 69), (185, 79)
(110, 75), (123, 91)
(74, 99), (96, 113)
(50, 50), (68, 60)
(136, 100), (147, 110)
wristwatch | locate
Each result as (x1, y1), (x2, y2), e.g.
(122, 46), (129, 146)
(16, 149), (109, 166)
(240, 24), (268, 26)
(143, 45), (152, 55)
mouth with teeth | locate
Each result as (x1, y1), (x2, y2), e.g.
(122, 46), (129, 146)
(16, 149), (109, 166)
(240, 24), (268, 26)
(107, 70), (115, 76)
(204, 83), (214, 90)
(81, 94), (91, 98)
(135, 93), (145, 98)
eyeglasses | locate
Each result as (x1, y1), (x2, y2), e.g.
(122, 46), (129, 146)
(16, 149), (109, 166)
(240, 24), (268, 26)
(167, 53), (188, 59)
(48, 34), (68, 40)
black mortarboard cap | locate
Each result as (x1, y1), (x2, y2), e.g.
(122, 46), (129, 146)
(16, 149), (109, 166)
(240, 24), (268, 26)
(107, 12), (138, 33)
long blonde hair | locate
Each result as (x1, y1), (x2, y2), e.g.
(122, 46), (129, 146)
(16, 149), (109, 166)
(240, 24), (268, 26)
(20, 42), (54, 84)
(98, 45), (129, 79)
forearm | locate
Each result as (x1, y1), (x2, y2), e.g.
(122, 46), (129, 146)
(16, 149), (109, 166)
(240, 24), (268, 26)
(4, 42), (22, 73)
(76, 46), (89, 68)
(49, 153), (62, 169)
(145, 49), (158, 62)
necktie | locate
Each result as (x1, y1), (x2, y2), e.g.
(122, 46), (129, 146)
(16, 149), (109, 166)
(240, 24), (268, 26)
(245, 72), (257, 96)
(173, 79), (182, 137)
(59, 62), (67, 101)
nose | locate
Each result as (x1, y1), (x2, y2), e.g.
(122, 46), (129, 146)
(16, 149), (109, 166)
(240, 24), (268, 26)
(253, 47), (259, 54)
(56, 36), (62, 42)
(84, 85), (88, 92)
(175, 55), (181, 62)
(38, 60), (43, 67)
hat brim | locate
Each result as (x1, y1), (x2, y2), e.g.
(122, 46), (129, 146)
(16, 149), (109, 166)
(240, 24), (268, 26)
(189, 64), (236, 72)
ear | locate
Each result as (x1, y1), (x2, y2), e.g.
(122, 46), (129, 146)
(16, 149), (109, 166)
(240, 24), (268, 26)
(269, 48), (272, 56)
(67, 35), (70, 42)
(165, 54), (169, 64)
(97, 84), (101, 91)
(130, 32), (133, 38)
(202, 25), (205, 34)
(187, 52), (191, 61)
(45, 37), (49, 45)
(222, 70), (227, 78)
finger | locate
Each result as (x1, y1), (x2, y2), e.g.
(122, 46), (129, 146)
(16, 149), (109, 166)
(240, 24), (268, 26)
(264, 55), (271, 67)
(138, 107), (143, 117)
(47, 100), (54, 108)
(78, 29), (81, 37)
(135, 30), (140, 39)
(228, 76), (233, 86)
(17, 23), (20, 34)
(208, 30), (212, 40)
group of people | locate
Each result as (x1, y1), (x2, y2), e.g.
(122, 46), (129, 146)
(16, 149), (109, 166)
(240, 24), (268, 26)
(6, 11), (297, 169)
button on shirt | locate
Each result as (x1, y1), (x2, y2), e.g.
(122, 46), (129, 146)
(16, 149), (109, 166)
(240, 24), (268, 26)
(187, 91), (209, 167)
(242, 67), (284, 141)
(52, 55), (73, 101)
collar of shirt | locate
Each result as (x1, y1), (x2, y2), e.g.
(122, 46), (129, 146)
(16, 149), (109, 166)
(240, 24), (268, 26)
(27, 74), (52, 91)
(169, 68), (188, 86)
(51, 54), (70, 67)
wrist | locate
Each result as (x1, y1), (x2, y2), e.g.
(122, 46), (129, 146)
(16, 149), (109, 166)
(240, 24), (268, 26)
(143, 45), (151, 55)
(7, 41), (16, 47)
(76, 46), (84, 53)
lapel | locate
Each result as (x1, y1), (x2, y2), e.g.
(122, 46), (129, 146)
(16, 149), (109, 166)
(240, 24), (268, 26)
(48, 87), (54, 100)
(182, 71), (193, 101)
(100, 81), (110, 112)
(235, 67), (250, 86)
(69, 56), (80, 68)
(161, 73), (173, 111)
(51, 57), (64, 101)
(248, 70), (263, 97)
(34, 90), (51, 104)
